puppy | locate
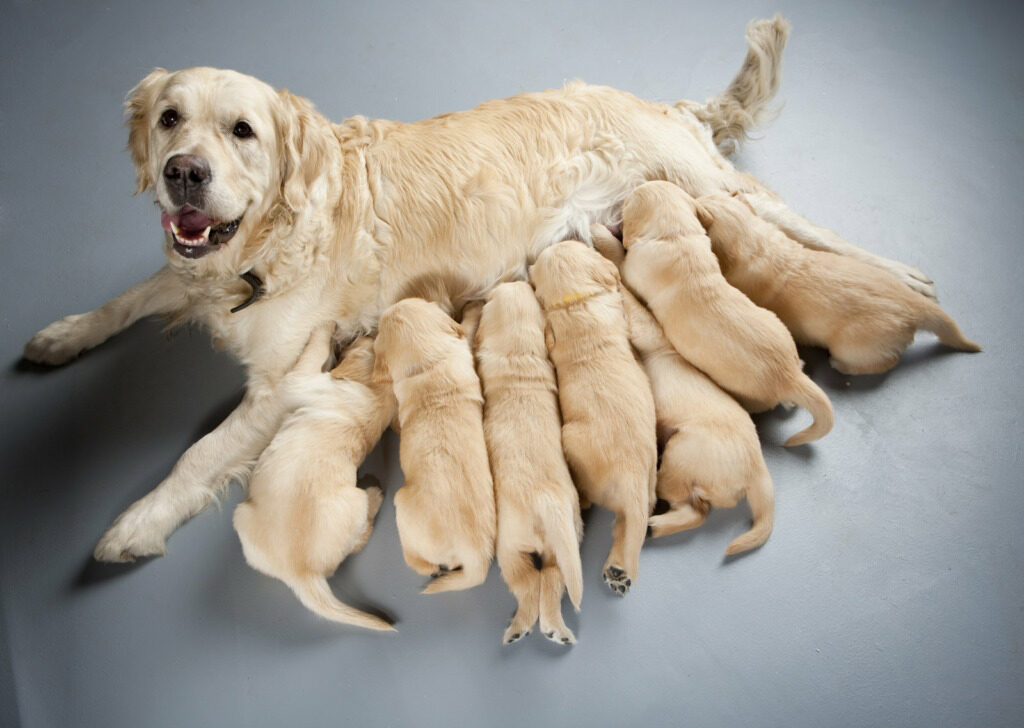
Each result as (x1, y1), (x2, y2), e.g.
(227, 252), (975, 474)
(593, 226), (774, 554)
(697, 193), (981, 374)
(475, 282), (584, 644)
(233, 329), (397, 631)
(620, 181), (833, 447)
(374, 298), (496, 592)
(530, 241), (657, 595)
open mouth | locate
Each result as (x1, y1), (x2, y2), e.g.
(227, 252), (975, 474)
(161, 206), (242, 259)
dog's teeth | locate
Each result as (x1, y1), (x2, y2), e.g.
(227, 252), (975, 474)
(170, 221), (182, 236)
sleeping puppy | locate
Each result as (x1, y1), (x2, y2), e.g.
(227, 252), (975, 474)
(620, 181), (833, 447)
(374, 298), (496, 593)
(475, 282), (584, 644)
(233, 329), (396, 631)
(697, 193), (981, 374)
(530, 241), (657, 595)
(593, 226), (774, 554)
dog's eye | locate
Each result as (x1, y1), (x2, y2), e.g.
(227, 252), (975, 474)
(159, 109), (179, 129)
(232, 120), (255, 139)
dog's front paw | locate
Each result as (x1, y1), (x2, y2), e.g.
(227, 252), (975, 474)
(24, 313), (95, 365)
(602, 565), (633, 596)
(93, 506), (169, 563)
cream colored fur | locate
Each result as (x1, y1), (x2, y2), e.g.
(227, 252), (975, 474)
(619, 182), (833, 447)
(530, 241), (656, 595)
(20, 17), (931, 561)
(474, 282), (583, 644)
(374, 299), (496, 593)
(697, 193), (981, 374)
(593, 227), (774, 554)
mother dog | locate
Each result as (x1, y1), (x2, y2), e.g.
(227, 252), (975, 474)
(23, 16), (932, 562)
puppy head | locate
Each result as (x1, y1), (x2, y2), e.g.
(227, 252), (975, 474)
(694, 192), (753, 240)
(529, 240), (619, 309)
(477, 281), (546, 357)
(330, 336), (377, 384)
(125, 66), (329, 272)
(374, 298), (466, 380)
(621, 181), (705, 246)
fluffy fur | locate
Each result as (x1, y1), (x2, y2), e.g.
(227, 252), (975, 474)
(374, 298), (496, 593)
(20, 17), (932, 561)
(697, 193), (981, 374)
(474, 282), (583, 644)
(530, 241), (657, 595)
(619, 182), (833, 447)
(593, 227), (773, 554)
(232, 330), (396, 630)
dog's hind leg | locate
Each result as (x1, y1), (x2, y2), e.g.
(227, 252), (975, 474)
(498, 550), (541, 644)
(602, 491), (648, 596)
(647, 502), (708, 539)
(538, 563), (576, 645)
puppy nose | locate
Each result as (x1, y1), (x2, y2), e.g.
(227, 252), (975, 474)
(163, 154), (211, 188)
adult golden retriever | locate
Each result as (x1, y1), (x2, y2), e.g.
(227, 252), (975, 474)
(22, 16), (933, 562)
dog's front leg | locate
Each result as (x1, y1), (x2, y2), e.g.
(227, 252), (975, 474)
(93, 378), (284, 562)
(742, 191), (937, 299)
(24, 266), (187, 365)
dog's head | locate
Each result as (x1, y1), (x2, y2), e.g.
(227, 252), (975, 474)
(621, 181), (706, 247)
(477, 281), (546, 358)
(373, 298), (466, 381)
(125, 67), (329, 272)
(528, 240), (620, 310)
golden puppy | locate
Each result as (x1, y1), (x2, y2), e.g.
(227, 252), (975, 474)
(374, 298), (496, 592)
(475, 282), (584, 644)
(530, 241), (657, 595)
(620, 181), (833, 447)
(233, 330), (396, 631)
(697, 193), (981, 374)
(593, 226), (774, 554)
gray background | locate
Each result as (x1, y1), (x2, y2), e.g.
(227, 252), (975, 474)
(2, 1), (1022, 726)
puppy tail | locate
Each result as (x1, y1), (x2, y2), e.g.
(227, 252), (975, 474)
(538, 497), (584, 611)
(725, 468), (775, 555)
(420, 557), (490, 594)
(289, 575), (396, 632)
(782, 375), (835, 447)
(920, 303), (982, 353)
(679, 15), (791, 156)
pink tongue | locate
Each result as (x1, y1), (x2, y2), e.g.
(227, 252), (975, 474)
(161, 207), (215, 235)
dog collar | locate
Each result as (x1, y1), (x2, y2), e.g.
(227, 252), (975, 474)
(544, 290), (602, 311)
(230, 270), (265, 313)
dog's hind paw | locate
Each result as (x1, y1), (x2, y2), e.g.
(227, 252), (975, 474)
(541, 625), (576, 646)
(602, 565), (632, 596)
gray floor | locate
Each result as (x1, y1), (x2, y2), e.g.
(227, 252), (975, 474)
(2, 1), (1022, 726)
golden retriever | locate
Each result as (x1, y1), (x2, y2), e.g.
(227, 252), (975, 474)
(593, 226), (774, 554)
(21, 17), (936, 561)
(618, 181), (833, 446)
(374, 298), (496, 592)
(474, 282), (583, 644)
(233, 331), (396, 630)
(530, 241), (657, 595)
(697, 193), (981, 374)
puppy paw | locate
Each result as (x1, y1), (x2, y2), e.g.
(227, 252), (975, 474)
(541, 624), (577, 646)
(502, 625), (532, 645)
(23, 314), (95, 366)
(886, 260), (937, 299)
(93, 505), (169, 563)
(602, 565), (632, 596)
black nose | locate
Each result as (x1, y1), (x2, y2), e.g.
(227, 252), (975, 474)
(163, 154), (211, 204)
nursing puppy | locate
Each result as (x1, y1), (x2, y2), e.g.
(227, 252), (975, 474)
(697, 193), (981, 374)
(530, 241), (657, 595)
(620, 181), (833, 447)
(593, 226), (773, 554)
(374, 298), (496, 592)
(233, 329), (396, 631)
(475, 282), (583, 644)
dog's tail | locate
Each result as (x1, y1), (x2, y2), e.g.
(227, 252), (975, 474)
(920, 303), (982, 353)
(679, 15), (791, 156)
(420, 555), (490, 594)
(725, 468), (775, 555)
(538, 496), (584, 611)
(782, 374), (835, 447)
(288, 575), (396, 632)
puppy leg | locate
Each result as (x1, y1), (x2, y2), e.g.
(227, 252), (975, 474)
(647, 503), (708, 538)
(538, 563), (576, 645)
(603, 490), (648, 596)
(349, 482), (384, 556)
(499, 550), (541, 644)
(24, 266), (186, 365)
(828, 331), (908, 375)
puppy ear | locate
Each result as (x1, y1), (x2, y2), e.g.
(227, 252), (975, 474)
(694, 200), (714, 229)
(124, 68), (168, 194)
(277, 89), (330, 211)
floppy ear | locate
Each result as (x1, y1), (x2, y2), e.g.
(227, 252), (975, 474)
(277, 89), (330, 211)
(694, 200), (715, 229)
(124, 68), (168, 194)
